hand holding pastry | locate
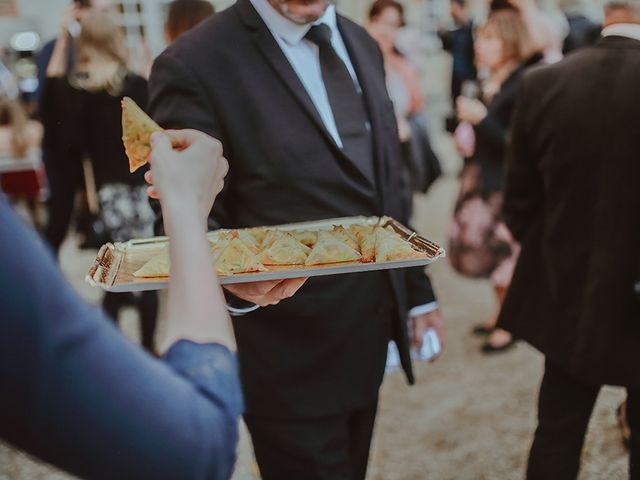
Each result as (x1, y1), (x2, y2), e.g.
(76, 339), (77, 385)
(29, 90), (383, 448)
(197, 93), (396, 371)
(145, 129), (228, 230)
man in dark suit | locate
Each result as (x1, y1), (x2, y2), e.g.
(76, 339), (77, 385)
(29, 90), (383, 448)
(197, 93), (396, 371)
(497, 3), (640, 478)
(147, 0), (443, 477)
(439, 0), (476, 103)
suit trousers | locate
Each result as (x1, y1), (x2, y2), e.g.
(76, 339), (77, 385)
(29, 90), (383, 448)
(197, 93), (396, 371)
(527, 359), (640, 480)
(244, 398), (378, 480)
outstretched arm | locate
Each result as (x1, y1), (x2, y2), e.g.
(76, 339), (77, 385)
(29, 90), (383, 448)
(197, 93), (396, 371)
(0, 130), (242, 480)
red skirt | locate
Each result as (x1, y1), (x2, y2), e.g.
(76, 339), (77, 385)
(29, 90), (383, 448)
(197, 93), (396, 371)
(1, 168), (47, 198)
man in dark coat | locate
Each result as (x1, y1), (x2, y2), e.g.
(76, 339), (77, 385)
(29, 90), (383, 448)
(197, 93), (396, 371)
(147, 0), (444, 477)
(498, 4), (640, 478)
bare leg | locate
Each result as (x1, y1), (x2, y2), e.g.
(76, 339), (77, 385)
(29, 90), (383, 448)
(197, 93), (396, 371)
(482, 286), (514, 352)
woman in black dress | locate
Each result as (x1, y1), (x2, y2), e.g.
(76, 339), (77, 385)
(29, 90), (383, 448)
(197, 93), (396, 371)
(449, 8), (541, 353)
(42, 8), (157, 352)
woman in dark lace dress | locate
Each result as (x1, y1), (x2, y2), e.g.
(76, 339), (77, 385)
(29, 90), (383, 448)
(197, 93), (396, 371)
(449, 8), (542, 353)
(42, 9), (157, 351)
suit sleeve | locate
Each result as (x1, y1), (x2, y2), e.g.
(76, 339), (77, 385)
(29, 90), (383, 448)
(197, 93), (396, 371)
(405, 266), (437, 308)
(474, 113), (508, 153)
(147, 51), (232, 234)
(368, 41), (439, 311)
(502, 73), (544, 242)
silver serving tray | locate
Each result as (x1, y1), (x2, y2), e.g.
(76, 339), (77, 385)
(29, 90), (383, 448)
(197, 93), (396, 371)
(86, 216), (445, 292)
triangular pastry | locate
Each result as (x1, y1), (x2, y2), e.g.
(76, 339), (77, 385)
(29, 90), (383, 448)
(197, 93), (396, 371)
(215, 238), (267, 275)
(305, 231), (361, 265)
(375, 232), (427, 262)
(347, 224), (370, 239)
(260, 230), (286, 250)
(245, 228), (269, 246)
(290, 230), (318, 247)
(329, 225), (359, 251)
(355, 226), (379, 263)
(231, 229), (261, 254)
(134, 252), (170, 277)
(257, 233), (310, 265)
(121, 97), (174, 173)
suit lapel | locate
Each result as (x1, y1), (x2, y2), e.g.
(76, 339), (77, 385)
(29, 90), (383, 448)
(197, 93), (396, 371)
(235, 0), (340, 148)
(236, 0), (377, 189)
(337, 16), (387, 212)
(254, 30), (339, 145)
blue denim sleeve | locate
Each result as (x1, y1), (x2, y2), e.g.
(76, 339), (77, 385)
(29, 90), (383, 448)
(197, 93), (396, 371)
(0, 197), (243, 480)
(164, 340), (244, 423)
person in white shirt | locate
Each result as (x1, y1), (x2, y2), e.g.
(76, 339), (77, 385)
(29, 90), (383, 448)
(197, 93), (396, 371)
(147, 0), (444, 477)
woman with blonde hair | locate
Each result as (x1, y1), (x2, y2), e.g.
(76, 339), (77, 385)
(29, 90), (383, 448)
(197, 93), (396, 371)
(449, 7), (542, 353)
(42, 7), (158, 352)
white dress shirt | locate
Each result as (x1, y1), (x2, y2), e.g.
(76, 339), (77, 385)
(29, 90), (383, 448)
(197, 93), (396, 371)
(231, 0), (438, 318)
(249, 0), (361, 147)
(601, 23), (640, 41)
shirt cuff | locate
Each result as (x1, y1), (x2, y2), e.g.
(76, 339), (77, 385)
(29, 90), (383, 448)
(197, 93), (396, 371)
(226, 303), (260, 317)
(163, 340), (244, 418)
(409, 301), (439, 317)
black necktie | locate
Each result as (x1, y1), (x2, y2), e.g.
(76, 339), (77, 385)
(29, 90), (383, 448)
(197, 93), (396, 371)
(305, 24), (374, 183)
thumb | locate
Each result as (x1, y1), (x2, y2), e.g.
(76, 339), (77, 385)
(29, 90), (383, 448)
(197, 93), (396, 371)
(150, 132), (172, 158)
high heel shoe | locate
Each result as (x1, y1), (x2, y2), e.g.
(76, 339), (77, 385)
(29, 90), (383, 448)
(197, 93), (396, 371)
(471, 324), (494, 336)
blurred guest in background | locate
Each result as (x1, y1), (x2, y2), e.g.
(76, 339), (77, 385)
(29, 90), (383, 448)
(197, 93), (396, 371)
(440, 0), (476, 135)
(1, 129), (243, 480)
(498, 1), (640, 476)
(368, 0), (422, 143)
(604, 0), (639, 25)
(558, 0), (601, 53)
(38, 1), (115, 255)
(42, 9), (158, 352)
(35, 0), (113, 107)
(537, 10), (570, 64)
(165, 0), (215, 44)
(448, 7), (540, 354)
(440, 0), (476, 103)
(367, 0), (440, 207)
(0, 96), (45, 227)
(37, 1), (115, 254)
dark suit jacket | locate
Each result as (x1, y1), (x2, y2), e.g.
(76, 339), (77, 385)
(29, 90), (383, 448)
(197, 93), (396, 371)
(497, 36), (640, 387)
(148, 0), (435, 417)
(439, 23), (476, 101)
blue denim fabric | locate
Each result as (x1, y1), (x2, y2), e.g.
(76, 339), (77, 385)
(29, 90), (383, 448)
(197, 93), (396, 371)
(0, 195), (243, 479)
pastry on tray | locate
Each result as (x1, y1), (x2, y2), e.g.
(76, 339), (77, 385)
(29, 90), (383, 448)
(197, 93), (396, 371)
(257, 233), (310, 266)
(214, 238), (267, 275)
(133, 221), (429, 278)
(134, 252), (171, 278)
(305, 231), (361, 266)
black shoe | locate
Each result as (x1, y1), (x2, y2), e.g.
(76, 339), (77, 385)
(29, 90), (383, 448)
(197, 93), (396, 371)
(472, 324), (495, 337)
(481, 338), (517, 354)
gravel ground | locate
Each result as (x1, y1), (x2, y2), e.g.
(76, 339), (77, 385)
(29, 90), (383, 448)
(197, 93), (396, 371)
(0, 51), (629, 480)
